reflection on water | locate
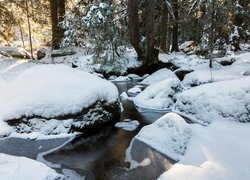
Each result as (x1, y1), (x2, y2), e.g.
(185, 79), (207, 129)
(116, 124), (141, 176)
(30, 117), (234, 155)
(46, 80), (166, 179)
(0, 80), (167, 179)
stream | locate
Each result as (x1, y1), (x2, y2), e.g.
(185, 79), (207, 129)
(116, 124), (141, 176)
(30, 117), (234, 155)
(0, 80), (168, 180)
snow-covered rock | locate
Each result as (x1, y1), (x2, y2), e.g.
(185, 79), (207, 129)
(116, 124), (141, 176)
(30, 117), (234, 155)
(134, 78), (181, 111)
(0, 46), (30, 59)
(113, 75), (131, 82)
(182, 65), (245, 87)
(242, 68), (250, 76)
(127, 86), (142, 96)
(135, 113), (192, 161)
(174, 77), (250, 125)
(112, 74), (141, 82)
(115, 119), (140, 131)
(159, 53), (207, 71)
(0, 64), (120, 132)
(158, 120), (250, 180)
(120, 91), (129, 101)
(141, 68), (178, 85)
(0, 153), (63, 180)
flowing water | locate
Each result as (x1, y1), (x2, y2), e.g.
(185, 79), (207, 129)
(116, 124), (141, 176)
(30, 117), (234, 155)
(0, 80), (168, 179)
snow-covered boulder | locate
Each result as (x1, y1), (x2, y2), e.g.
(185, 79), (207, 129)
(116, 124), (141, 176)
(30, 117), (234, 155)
(0, 153), (63, 180)
(134, 78), (181, 111)
(0, 64), (120, 133)
(127, 86), (142, 96)
(0, 46), (30, 59)
(133, 113), (192, 161)
(141, 68), (178, 85)
(174, 77), (250, 125)
(37, 48), (46, 60)
(182, 65), (245, 87)
(242, 68), (250, 76)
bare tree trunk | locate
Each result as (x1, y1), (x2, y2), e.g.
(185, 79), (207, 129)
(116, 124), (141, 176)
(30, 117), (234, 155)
(146, 0), (156, 65)
(25, 0), (34, 59)
(171, 0), (179, 52)
(50, 0), (59, 49)
(128, 0), (143, 60)
(208, 0), (216, 68)
(160, 4), (168, 52)
(57, 0), (65, 46)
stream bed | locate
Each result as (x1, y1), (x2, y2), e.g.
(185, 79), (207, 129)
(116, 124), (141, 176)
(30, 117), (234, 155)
(0, 80), (170, 180)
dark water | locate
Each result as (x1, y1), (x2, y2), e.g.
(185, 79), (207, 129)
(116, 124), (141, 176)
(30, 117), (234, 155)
(0, 80), (167, 179)
(45, 80), (167, 179)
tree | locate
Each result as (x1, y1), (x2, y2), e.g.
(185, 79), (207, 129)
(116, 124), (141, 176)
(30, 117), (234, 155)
(50, 0), (65, 50)
(171, 0), (179, 52)
(128, 0), (143, 60)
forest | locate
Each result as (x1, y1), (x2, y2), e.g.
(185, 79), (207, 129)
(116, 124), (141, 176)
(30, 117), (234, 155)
(0, 0), (250, 180)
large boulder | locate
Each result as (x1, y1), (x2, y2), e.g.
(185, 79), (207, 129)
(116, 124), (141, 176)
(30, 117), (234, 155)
(0, 46), (30, 59)
(174, 77), (250, 125)
(0, 64), (120, 134)
(134, 78), (181, 111)
(141, 68), (178, 85)
(110, 113), (191, 180)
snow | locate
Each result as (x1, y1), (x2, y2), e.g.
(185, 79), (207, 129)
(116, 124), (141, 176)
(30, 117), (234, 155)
(0, 77), (6, 89)
(115, 119), (140, 131)
(120, 91), (129, 101)
(242, 68), (250, 76)
(158, 120), (250, 180)
(174, 77), (250, 125)
(159, 52), (207, 71)
(134, 78), (181, 111)
(182, 64), (246, 87)
(0, 64), (119, 121)
(141, 68), (178, 85)
(135, 113), (192, 161)
(40, 49), (95, 73)
(0, 153), (63, 180)
(0, 121), (13, 137)
(112, 74), (142, 82)
(0, 46), (30, 59)
(112, 75), (131, 82)
(127, 86), (142, 96)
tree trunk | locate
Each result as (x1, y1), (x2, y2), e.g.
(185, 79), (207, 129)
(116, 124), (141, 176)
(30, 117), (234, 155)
(50, 0), (59, 49)
(171, 0), (179, 52)
(146, 0), (156, 65)
(208, 0), (216, 68)
(128, 0), (143, 60)
(160, 4), (168, 53)
(57, 0), (65, 45)
(25, 0), (34, 59)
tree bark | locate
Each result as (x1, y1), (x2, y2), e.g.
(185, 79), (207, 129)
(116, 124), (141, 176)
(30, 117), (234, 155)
(50, 0), (59, 49)
(208, 0), (216, 68)
(128, 0), (143, 60)
(146, 0), (156, 64)
(160, 3), (168, 52)
(57, 0), (65, 45)
(25, 0), (34, 59)
(171, 0), (179, 52)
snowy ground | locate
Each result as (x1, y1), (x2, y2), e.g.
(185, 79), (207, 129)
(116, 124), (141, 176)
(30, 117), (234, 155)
(158, 120), (250, 180)
(0, 153), (63, 180)
(1, 45), (250, 179)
